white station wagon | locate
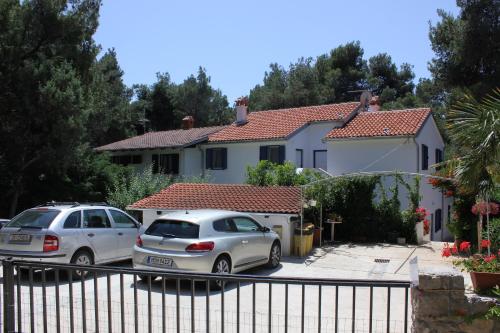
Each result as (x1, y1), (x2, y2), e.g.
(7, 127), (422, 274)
(0, 202), (142, 276)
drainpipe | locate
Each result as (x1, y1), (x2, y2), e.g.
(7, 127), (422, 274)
(413, 138), (419, 173)
(198, 146), (205, 177)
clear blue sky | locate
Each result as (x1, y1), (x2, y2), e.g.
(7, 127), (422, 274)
(94, 0), (460, 103)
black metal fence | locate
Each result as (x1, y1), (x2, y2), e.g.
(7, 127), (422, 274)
(1, 259), (411, 333)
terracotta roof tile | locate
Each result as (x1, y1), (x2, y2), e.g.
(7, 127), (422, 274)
(95, 126), (226, 151)
(325, 108), (431, 139)
(129, 183), (301, 214)
(208, 102), (360, 142)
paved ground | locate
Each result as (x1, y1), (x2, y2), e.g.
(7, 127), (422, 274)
(2, 242), (463, 333)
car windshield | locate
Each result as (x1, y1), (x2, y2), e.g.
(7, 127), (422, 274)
(5, 209), (60, 229)
(146, 220), (199, 239)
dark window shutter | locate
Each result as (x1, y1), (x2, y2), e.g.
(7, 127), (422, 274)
(172, 154), (179, 174)
(152, 155), (159, 174)
(206, 149), (213, 169)
(435, 209), (442, 232)
(260, 146), (268, 161)
(221, 148), (227, 169)
(278, 145), (285, 164)
(422, 144), (428, 170)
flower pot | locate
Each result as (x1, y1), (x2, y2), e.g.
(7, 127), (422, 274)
(470, 271), (500, 290)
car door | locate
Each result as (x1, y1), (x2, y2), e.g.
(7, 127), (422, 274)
(82, 209), (118, 263)
(231, 217), (268, 266)
(108, 209), (139, 258)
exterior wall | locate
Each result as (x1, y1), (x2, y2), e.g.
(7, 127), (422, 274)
(201, 140), (284, 184)
(412, 267), (499, 332)
(326, 116), (452, 241)
(105, 147), (205, 177)
(203, 121), (342, 184)
(137, 209), (297, 256)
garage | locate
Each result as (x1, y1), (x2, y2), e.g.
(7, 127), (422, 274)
(127, 183), (301, 256)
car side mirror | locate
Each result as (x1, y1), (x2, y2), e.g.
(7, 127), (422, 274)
(260, 226), (271, 233)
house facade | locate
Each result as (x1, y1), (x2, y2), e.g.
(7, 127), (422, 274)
(97, 98), (452, 241)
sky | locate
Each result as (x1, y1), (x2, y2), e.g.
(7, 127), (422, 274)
(94, 0), (460, 103)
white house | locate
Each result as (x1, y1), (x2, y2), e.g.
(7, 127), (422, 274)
(324, 107), (453, 241)
(127, 183), (301, 256)
(95, 117), (226, 178)
(97, 97), (452, 241)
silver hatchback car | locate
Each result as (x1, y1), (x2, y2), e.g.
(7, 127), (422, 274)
(0, 202), (141, 275)
(133, 210), (281, 279)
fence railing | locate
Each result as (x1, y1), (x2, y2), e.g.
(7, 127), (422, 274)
(1, 259), (411, 333)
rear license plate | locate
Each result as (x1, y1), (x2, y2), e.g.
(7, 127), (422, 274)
(147, 256), (173, 267)
(9, 234), (32, 244)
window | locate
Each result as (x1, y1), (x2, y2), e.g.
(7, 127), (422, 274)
(6, 209), (60, 229)
(111, 155), (142, 166)
(232, 217), (261, 232)
(206, 148), (227, 170)
(435, 148), (443, 170)
(63, 211), (81, 229)
(213, 219), (236, 232)
(422, 144), (429, 170)
(110, 210), (137, 228)
(314, 150), (327, 169)
(83, 209), (111, 228)
(435, 209), (442, 232)
(260, 145), (285, 164)
(152, 154), (179, 174)
(146, 220), (199, 239)
(295, 149), (303, 168)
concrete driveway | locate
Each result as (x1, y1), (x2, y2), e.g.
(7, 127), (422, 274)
(4, 242), (460, 333)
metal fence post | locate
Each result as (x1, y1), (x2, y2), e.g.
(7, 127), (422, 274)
(2, 260), (16, 333)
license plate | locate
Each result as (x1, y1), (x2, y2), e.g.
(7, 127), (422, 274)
(147, 256), (173, 267)
(9, 234), (31, 244)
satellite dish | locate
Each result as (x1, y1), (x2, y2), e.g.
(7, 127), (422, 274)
(360, 91), (372, 107)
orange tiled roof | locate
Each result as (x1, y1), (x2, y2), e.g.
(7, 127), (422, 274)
(208, 102), (360, 142)
(129, 183), (301, 214)
(325, 108), (431, 139)
(95, 126), (226, 151)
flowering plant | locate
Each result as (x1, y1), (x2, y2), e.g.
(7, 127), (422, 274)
(415, 207), (430, 235)
(471, 202), (500, 216)
(454, 254), (499, 273)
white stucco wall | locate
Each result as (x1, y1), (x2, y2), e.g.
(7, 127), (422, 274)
(106, 147), (205, 177)
(325, 116), (452, 241)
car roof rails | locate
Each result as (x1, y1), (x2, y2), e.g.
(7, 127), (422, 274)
(36, 201), (109, 208)
(36, 201), (80, 207)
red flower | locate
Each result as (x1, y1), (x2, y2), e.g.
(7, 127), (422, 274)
(445, 190), (454, 197)
(481, 239), (491, 248)
(441, 244), (452, 258)
(423, 219), (430, 235)
(484, 254), (496, 263)
(459, 241), (471, 252)
(471, 202), (500, 216)
(451, 244), (458, 254)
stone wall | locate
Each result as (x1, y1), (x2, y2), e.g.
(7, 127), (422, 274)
(412, 267), (499, 333)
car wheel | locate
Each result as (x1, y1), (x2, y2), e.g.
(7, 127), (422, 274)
(211, 255), (231, 290)
(70, 250), (93, 280)
(267, 242), (281, 268)
(138, 275), (157, 282)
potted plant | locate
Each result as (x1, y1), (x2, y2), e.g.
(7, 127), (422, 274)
(449, 240), (500, 290)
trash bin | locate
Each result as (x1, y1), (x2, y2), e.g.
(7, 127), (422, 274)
(293, 223), (314, 256)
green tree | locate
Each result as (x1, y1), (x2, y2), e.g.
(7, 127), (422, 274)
(0, 0), (101, 216)
(87, 48), (136, 147)
(429, 0), (500, 98)
(246, 161), (320, 186)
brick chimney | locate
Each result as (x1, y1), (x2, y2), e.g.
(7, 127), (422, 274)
(235, 96), (249, 125)
(182, 116), (194, 130)
(369, 96), (380, 112)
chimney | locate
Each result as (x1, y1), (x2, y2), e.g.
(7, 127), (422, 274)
(369, 96), (380, 112)
(235, 96), (249, 125)
(182, 116), (194, 130)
